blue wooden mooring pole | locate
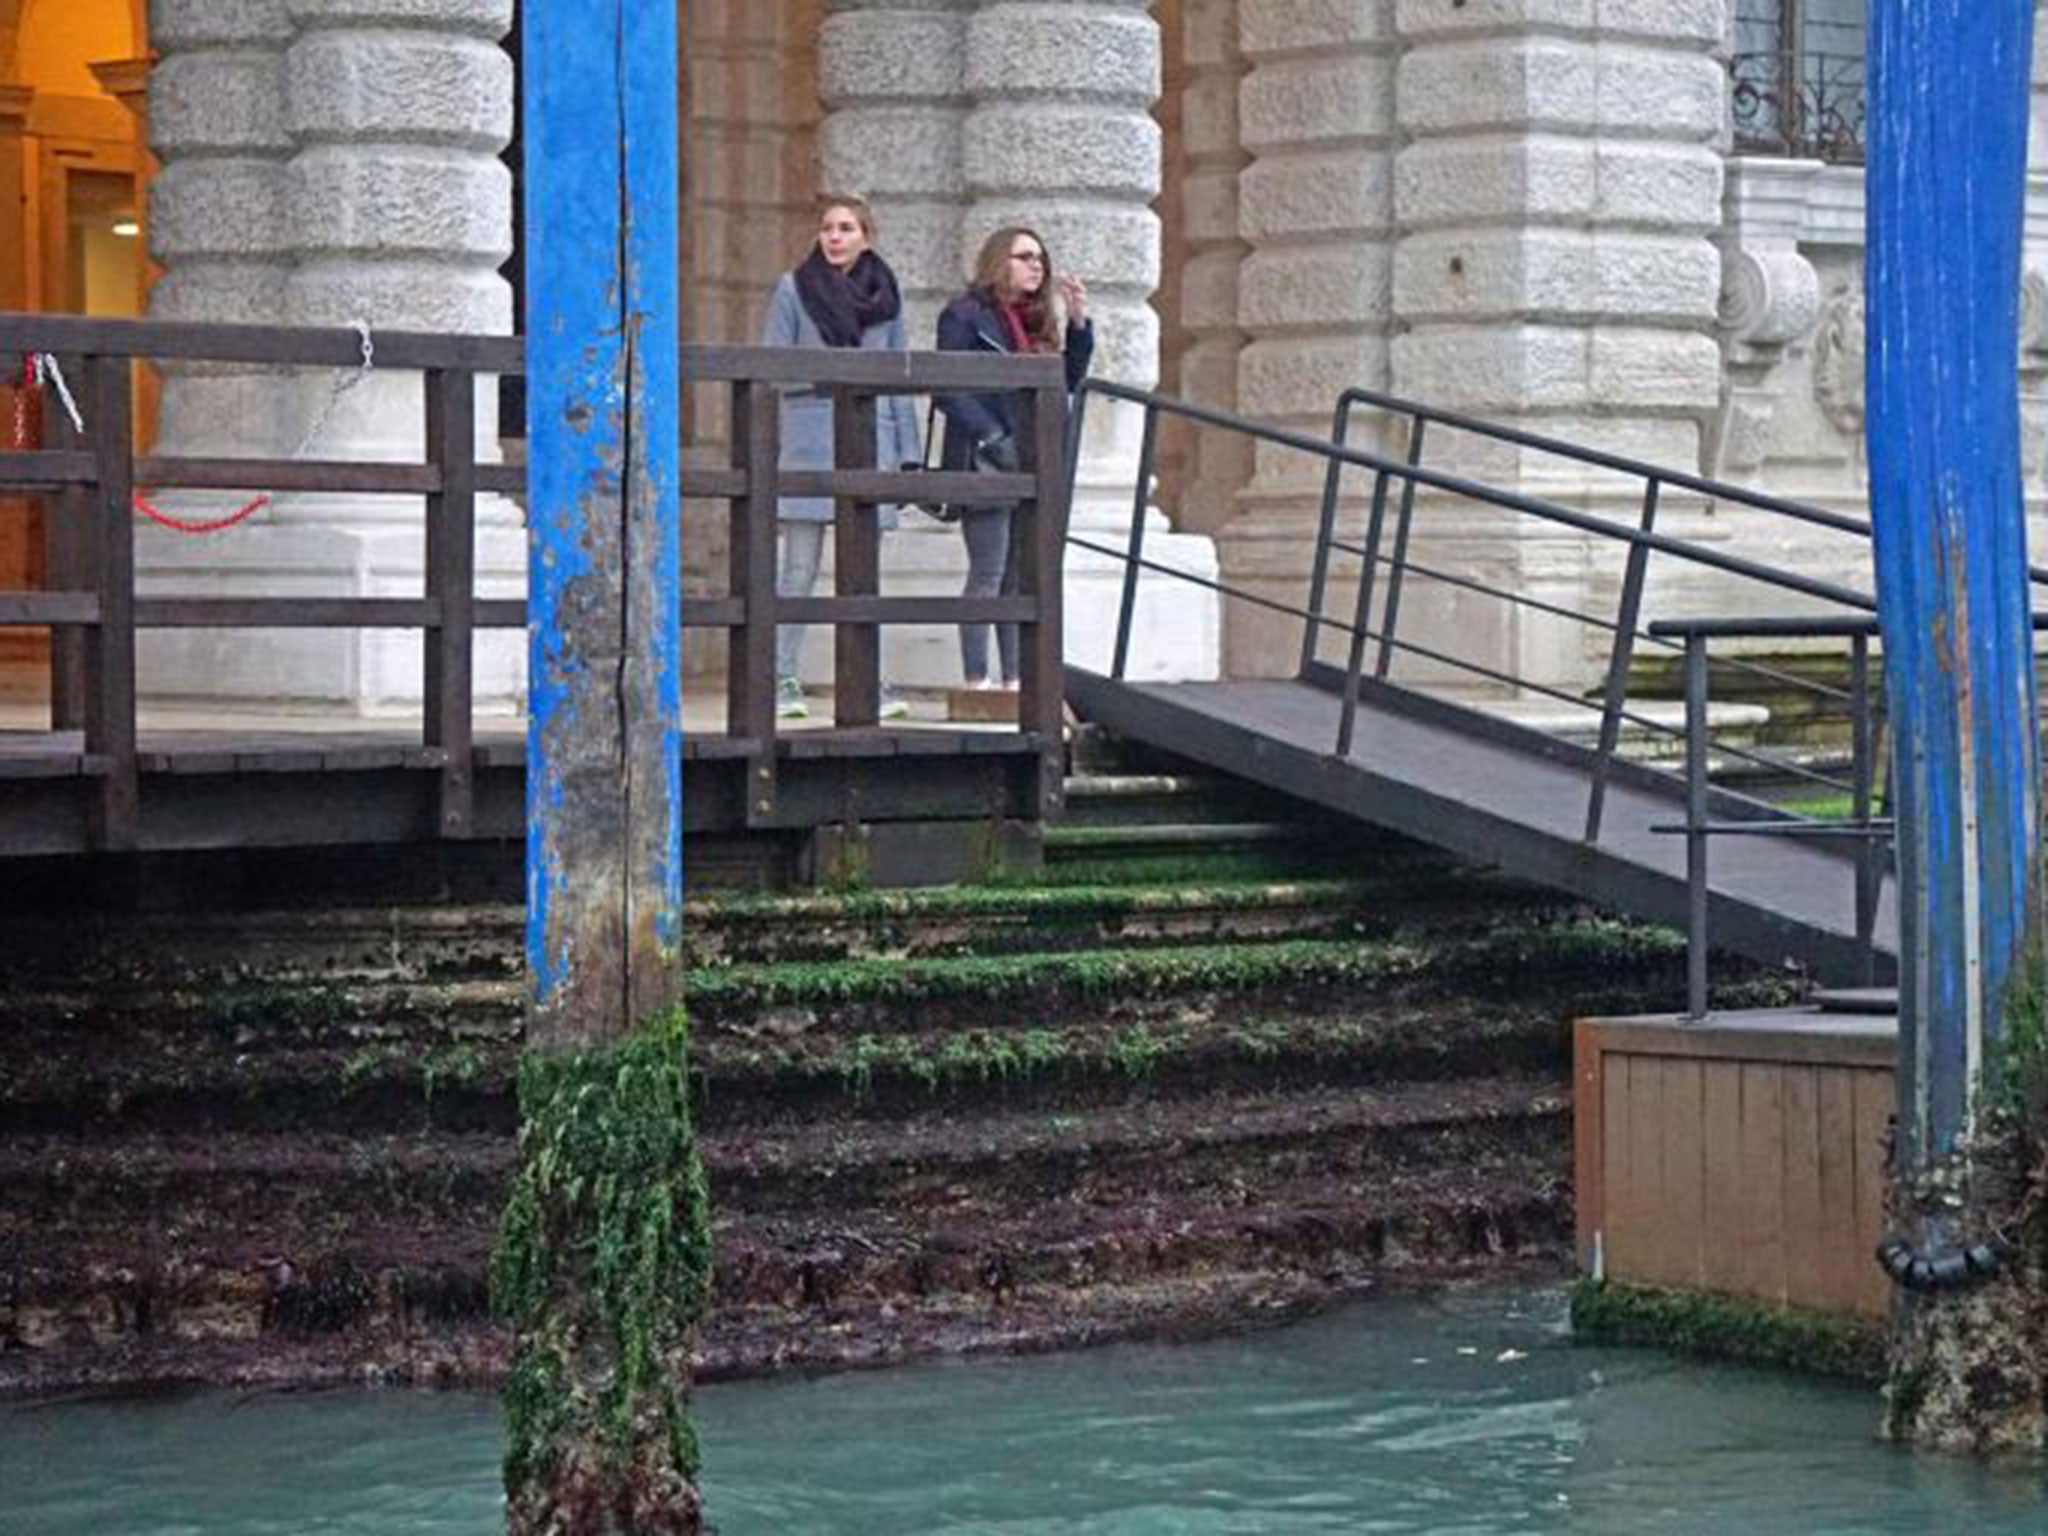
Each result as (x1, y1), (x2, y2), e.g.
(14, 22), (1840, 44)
(1867, 0), (2042, 1174)
(523, 0), (684, 1037)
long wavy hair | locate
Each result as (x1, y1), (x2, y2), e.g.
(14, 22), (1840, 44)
(970, 225), (1062, 353)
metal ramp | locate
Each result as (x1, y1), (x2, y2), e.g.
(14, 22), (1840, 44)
(1056, 381), (1953, 995)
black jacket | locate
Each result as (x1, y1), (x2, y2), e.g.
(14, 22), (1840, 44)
(933, 288), (1094, 474)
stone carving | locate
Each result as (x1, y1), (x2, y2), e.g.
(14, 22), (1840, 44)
(1718, 247), (1821, 350)
(1812, 283), (1866, 436)
(2021, 263), (2048, 359)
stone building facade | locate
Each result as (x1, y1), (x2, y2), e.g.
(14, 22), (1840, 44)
(11, 2), (2048, 711)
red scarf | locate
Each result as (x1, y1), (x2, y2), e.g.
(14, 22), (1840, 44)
(997, 299), (1032, 354)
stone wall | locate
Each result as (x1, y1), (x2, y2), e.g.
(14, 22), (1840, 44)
(679, 0), (824, 681)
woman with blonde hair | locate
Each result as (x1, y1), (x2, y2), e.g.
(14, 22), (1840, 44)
(933, 225), (1093, 690)
(759, 193), (921, 719)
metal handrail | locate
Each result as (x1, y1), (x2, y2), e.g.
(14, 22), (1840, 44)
(1073, 376), (1923, 1012)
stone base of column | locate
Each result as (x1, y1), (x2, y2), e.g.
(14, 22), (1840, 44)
(779, 514), (1220, 692)
(135, 502), (526, 718)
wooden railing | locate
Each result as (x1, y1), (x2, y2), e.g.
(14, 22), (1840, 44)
(0, 315), (1070, 852)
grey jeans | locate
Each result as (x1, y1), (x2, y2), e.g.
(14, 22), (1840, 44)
(958, 504), (1018, 684)
(775, 520), (828, 681)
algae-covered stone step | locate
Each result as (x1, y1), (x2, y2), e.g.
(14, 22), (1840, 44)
(701, 1075), (1568, 1219)
(685, 919), (1702, 1044)
(1057, 772), (1328, 829)
(679, 876), (1530, 966)
(0, 1040), (518, 1135)
(0, 1131), (516, 1238)
(0, 906), (524, 990)
(708, 1158), (1569, 1312)
(695, 1255), (1573, 1385)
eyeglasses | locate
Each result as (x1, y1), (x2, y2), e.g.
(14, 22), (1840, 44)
(1009, 251), (1046, 266)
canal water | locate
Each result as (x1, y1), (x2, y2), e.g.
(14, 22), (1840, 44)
(4, 1285), (2044, 1534)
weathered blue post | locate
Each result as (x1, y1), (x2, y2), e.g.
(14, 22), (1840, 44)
(1867, 0), (2048, 1451)
(493, 2), (711, 1530)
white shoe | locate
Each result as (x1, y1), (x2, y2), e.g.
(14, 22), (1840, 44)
(776, 676), (809, 720)
(966, 676), (1001, 692)
(879, 688), (911, 721)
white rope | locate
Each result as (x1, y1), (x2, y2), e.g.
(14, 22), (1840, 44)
(31, 352), (85, 437)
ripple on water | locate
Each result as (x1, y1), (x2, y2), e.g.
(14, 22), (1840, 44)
(4, 1286), (2047, 1535)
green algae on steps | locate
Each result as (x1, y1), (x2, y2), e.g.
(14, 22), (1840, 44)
(682, 917), (1699, 1017)
(492, 1009), (714, 1526)
(1569, 1278), (1885, 1382)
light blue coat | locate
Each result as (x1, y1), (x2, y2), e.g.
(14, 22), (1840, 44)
(759, 272), (923, 525)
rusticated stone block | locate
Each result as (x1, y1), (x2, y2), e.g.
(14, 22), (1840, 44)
(1594, 47), (1723, 139)
(1181, 248), (1244, 329)
(150, 0), (292, 48)
(151, 159), (294, 261)
(285, 31), (511, 149)
(1395, 0), (1593, 39)
(1398, 38), (1595, 134)
(964, 106), (1159, 198)
(152, 51), (291, 156)
(288, 146), (511, 261)
(1240, 244), (1391, 329)
(1182, 167), (1240, 244)
(1240, 52), (1394, 149)
(966, 6), (1158, 99)
(1391, 324), (1591, 411)
(820, 11), (966, 104)
(1241, 0), (1394, 55)
(1240, 333), (1391, 417)
(1240, 151), (1393, 241)
(1594, 0), (1724, 45)
(1593, 143), (1722, 230)
(821, 111), (967, 197)
(1587, 327), (1720, 408)
(1396, 138), (1595, 229)
(287, 262), (511, 333)
(283, 0), (512, 35)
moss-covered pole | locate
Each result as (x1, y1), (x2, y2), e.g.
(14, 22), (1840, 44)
(502, 2), (710, 1530)
(1867, 0), (2048, 1452)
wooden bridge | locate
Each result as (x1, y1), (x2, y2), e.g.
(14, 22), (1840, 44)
(0, 316), (1069, 878)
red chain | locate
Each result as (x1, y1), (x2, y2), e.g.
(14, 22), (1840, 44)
(131, 491), (272, 533)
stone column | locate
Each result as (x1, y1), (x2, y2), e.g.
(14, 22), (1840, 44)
(141, 0), (524, 716)
(816, 0), (972, 689)
(1389, 0), (1725, 697)
(1171, 0), (1250, 538)
(1221, 0), (1396, 678)
(146, 0), (295, 456)
(963, 0), (1218, 681)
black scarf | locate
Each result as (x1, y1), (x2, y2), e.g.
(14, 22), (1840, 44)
(793, 247), (901, 348)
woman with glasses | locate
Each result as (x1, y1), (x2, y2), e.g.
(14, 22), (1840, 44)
(933, 226), (1094, 690)
(760, 192), (921, 720)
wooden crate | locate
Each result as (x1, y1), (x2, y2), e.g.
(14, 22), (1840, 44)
(1575, 1008), (1896, 1319)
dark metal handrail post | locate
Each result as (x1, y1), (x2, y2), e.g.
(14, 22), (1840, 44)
(1335, 466), (1393, 759)
(423, 366), (477, 838)
(1684, 632), (1711, 1020)
(1111, 401), (1156, 679)
(1850, 632), (1879, 977)
(1584, 477), (1661, 842)
(731, 378), (781, 825)
(1374, 416), (1428, 679)
(1300, 396), (1359, 677)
